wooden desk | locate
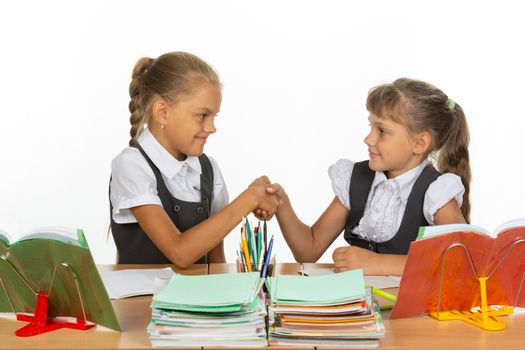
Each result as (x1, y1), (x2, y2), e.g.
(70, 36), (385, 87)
(1, 263), (523, 349)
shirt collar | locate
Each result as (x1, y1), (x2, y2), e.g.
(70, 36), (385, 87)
(137, 127), (202, 179)
(371, 159), (431, 197)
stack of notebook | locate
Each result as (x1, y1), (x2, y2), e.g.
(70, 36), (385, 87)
(147, 272), (267, 347)
(265, 269), (385, 348)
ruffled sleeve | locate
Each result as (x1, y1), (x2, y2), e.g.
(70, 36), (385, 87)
(423, 173), (465, 224)
(110, 148), (162, 223)
(328, 159), (354, 210)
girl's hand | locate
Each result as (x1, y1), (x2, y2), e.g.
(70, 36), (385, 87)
(248, 176), (285, 220)
(264, 183), (287, 205)
(332, 246), (381, 275)
(246, 178), (280, 220)
(254, 183), (287, 220)
(253, 183), (288, 220)
(253, 186), (280, 220)
(248, 175), (271, 189)
(248, 176), (273, 220)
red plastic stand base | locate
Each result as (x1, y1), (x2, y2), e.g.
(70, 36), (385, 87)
(15, 292), (95, 337)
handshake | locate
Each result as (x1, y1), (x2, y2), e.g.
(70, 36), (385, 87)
(245, 176), (286, 220)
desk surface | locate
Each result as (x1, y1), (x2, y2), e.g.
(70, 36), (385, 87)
(1, 263), (523, 350)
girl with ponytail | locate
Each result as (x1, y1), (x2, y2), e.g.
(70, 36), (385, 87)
(110, 52), (279, 267)
(265, 78), (471, 275)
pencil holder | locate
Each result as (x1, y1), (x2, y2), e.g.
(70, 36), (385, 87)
(236, 260), (276, 278)
(236, 257), (275, 277)
(239, 259), (275, 298)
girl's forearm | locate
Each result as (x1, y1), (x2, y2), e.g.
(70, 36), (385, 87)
(172, 188), (261, 266)
(275, 196), (320, 262)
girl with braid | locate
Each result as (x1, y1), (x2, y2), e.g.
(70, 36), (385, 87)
(110, 52), (279, 267)
(264, 78), (471, 275)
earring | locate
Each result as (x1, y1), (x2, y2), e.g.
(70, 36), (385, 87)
(161, 124), (165, 129)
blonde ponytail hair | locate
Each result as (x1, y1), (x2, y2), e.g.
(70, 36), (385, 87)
(366, 78), (471, 222)
(128, 52), (220, 146)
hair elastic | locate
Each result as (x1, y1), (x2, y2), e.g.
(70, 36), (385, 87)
(447, 98), (456, 109)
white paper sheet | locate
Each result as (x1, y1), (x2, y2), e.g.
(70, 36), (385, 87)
(100, 267), (174, 299)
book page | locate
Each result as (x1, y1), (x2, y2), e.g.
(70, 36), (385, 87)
(417, 224), (492, 240)
(0, 228), (12, 246)
(18, 226), (83, 247)
(493, 218), (525, 236)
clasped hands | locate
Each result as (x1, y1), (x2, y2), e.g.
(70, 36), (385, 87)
(247, 175), (285, 220)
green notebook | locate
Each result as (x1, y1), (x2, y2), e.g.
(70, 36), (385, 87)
(152, 272), (263, 312)
(266, 269), (366, 304)
(0, 227), (120, 331)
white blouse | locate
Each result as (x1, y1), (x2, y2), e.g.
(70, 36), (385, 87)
(328, 159), (464, 243)
(110, 127), (229, 224)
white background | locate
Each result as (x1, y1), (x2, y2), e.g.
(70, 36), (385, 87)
(1, 0), (524, 264)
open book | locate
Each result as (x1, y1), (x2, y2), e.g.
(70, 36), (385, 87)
(0, 226), (88, 248)
(0, 226), (120, 331)
(416, 218), (525, 240)
(392, 219), (525, 318)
